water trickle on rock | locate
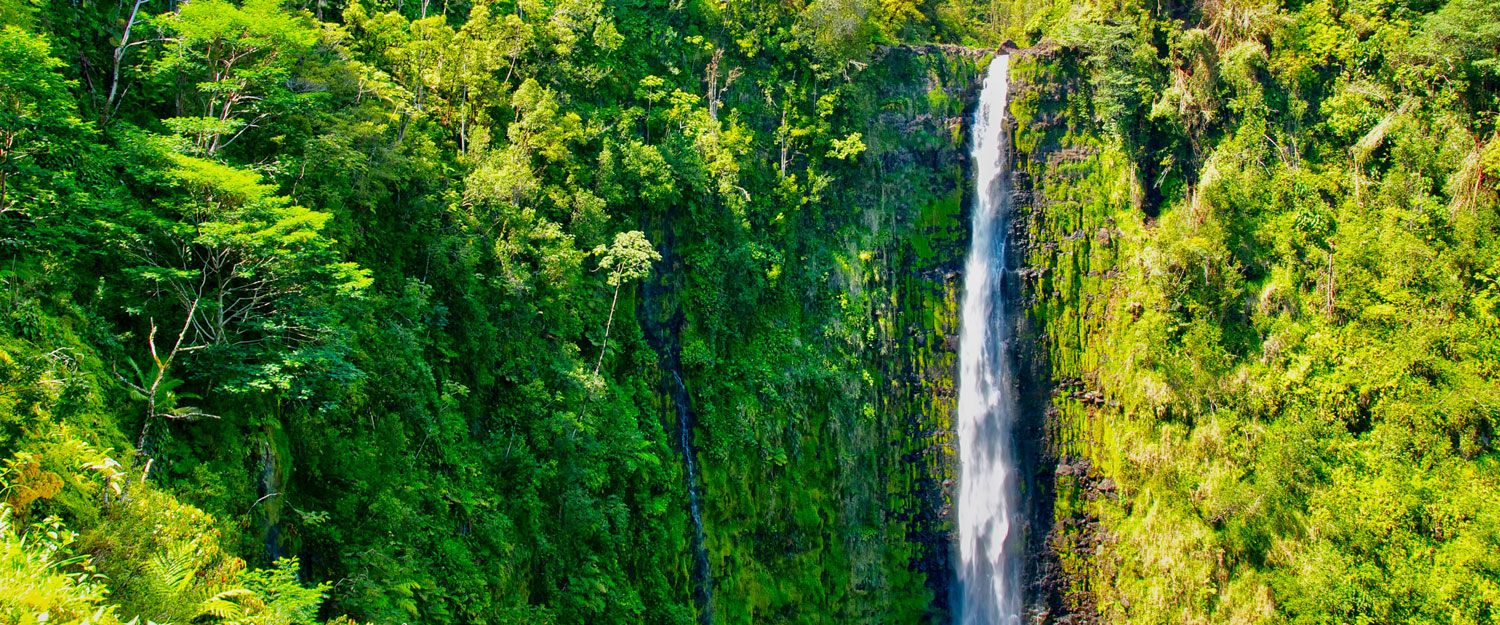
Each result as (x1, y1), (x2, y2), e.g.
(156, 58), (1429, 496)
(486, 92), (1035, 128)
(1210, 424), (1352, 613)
(672, 371), (715, 625)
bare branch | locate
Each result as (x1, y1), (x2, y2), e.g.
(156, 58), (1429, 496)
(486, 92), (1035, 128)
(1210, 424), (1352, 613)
(105, 0), (151, 124)
(156, 409), (221, 420)
(112, 370), (148, 395)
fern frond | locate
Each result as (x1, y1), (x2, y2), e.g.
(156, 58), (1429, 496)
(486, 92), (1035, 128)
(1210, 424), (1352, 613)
(198, 589), (253, 621)
(144, 540), (204, 606)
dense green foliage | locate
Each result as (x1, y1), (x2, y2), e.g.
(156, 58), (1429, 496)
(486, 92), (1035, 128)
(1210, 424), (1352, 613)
(2, 0), (1498, 622)
(0, 0), (997, 622)
(1013, 0), (1500, 623)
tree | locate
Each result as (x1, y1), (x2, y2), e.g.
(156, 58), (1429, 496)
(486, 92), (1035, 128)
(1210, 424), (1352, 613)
(104, 0), (150, 123)
(0, 27), (85, 215)
(1425, 0), (1500, 108)
(116, 137), (370, 464)
(150, 0), (321, 156)
(0, 0), (33, 29)
(794, 0), (878, 79)
(593, 231), (659, 374)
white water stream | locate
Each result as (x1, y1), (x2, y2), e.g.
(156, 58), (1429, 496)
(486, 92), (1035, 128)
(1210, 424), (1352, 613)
(956, 54), (1023, 625)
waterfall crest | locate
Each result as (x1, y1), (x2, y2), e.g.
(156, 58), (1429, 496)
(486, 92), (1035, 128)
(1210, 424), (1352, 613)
(956, 54), (1022, 625)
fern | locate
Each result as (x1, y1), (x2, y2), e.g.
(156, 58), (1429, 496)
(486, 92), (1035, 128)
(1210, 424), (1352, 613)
(141, 539), (204, 619)
(198, 588), (255, 621)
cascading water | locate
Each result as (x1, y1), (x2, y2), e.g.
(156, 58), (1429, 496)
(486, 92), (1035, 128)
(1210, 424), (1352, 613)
(956, 54), (1022, 625)
(672, 371), (715, 625)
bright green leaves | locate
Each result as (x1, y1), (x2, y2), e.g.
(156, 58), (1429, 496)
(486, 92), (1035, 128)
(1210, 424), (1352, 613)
(595, 230), (660, 289)
(222, 559), (330, 625)
(150, 0), (323, 156)
(510, 78), (583, 163)
(159, 0), (318, 49)
(529, 0), (622, 83)
(457, 140), (584, 296)
(635, 75), (667, 106)
(1425, 0), (1500, 83)
(794, 0), (878, 79)
(464, 145), (540, 211)
(0, 26), (88, 216)
(1024, 2), (1500, 622)
(156, 146), (366, 302)
(0, 27), (75, 132)
(828, 132), (867, 160)
(165, 152), (273, 207)
(116, 133), (369, 400)
(0, 506), (126, 625)
(600, 140), (676, 205)
(590, 230), (657, 373)
(439, 3), (526, 150)
(0, 442), (332, 625)
(0, 0), (33, 30)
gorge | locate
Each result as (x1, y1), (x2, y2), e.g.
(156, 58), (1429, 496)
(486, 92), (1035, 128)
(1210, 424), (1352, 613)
(1, 1), (1498, 624)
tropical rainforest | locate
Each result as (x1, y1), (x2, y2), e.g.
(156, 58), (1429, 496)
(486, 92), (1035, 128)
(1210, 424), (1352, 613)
(0, 0), (1497, 621)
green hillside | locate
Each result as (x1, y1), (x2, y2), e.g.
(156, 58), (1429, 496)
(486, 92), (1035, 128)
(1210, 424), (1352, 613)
(0, 0), (1495, 623)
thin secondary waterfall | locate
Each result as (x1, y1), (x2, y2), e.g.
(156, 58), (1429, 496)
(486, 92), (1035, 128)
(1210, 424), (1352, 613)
(672, 371), (715, 625)
(956, 54), (1022, 625)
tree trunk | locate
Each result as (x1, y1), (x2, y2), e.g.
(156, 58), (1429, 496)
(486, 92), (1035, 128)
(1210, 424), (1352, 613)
(105, 0), (149, 124)
(595, 283), (621, 375)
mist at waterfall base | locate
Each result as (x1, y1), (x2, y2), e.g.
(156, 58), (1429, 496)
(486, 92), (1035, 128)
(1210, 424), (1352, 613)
(955, 55), (1023, 625)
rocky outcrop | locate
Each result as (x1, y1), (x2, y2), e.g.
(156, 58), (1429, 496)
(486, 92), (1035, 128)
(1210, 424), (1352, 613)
(874, 43), (998, 60)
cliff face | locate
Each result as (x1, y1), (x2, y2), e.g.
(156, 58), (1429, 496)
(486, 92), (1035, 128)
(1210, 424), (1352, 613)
(849, 45), (1094, 625)
(1008, 13), (1500, 620)
(662, 44), (1112, 624)
(851, 45), (1115, 625)
(636, 46), (992, 624)
(846, 45), (982, 620)
(1008, 46), (1128, 623)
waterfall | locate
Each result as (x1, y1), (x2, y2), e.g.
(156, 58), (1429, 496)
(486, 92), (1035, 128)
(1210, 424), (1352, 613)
(672, 371), (715, 625)
(956, 54), (1022, 625)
